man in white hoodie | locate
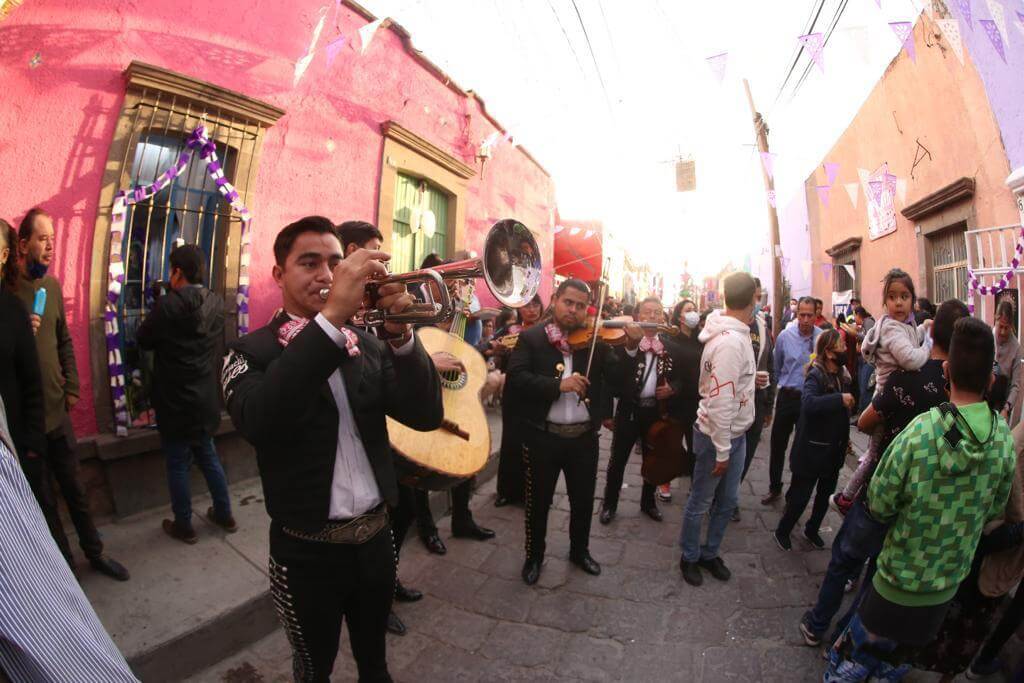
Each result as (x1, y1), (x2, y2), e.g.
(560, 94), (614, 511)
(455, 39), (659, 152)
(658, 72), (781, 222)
(678, 272), (757, 586)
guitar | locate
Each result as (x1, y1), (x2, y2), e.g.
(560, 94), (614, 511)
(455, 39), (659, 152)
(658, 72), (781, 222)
(387, 281), (491, 490)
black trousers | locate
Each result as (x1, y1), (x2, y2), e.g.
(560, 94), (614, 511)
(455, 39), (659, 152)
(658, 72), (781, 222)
(21, 428), (103, 564)
(741, 393), (768, 481)
(523, 427), (598, 560)
(496, 402), (525, 501)
(269, 522), (395, 683)
(776, 467), (841, 537)
(603, 404), (658, 510)
(768, 390), (802, 493)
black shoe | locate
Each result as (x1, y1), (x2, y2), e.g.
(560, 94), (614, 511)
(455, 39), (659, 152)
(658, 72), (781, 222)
(803, 529), (826, 550)
(395, 581), (423, 603)
(386, 611), (407, 636)
(697, 556), (731, 582)
(773, 529), (792, 551)
(640, 504), (663, 522)
(679, 558), (703, 586)
(760, 489), (782, 505)
(599, 506), (616, 525)
(570, 552), (601, 576)
(89, 555), (130, 582)
(522, 558), (542, 585)
(421, 533), (447, 555)
(162, 519), (198, 545)
(451, 520), (496, 541)
(206, 507), (239, 533)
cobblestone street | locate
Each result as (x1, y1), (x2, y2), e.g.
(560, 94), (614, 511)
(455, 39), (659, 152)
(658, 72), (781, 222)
(190, 430), (951, 682)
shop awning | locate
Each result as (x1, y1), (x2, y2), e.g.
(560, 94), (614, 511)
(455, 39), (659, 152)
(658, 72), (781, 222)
(553, 224), (603, 281)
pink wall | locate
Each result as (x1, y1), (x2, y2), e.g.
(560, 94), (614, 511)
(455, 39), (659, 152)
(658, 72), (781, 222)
(805, 18), (1017, 311)
(0, 0), (556, 437)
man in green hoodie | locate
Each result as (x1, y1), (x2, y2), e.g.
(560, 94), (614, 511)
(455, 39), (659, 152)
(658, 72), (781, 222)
(824, 316), (1015, 681)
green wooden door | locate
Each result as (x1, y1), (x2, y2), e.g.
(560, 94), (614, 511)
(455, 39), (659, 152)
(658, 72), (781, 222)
(392, 173), (449, 273)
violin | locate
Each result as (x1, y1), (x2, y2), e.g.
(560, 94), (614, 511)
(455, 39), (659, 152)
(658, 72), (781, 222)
(566, 315), (679, 350)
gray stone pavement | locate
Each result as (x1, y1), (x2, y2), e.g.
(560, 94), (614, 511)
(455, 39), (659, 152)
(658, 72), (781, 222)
(187, 428), (1012, 682)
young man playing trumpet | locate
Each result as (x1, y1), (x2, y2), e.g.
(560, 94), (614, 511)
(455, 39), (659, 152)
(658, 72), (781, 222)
(600, 297), (684, 524)
(223, 216), (443, 682)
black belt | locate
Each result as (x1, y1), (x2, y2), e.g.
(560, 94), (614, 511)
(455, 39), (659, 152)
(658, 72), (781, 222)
(282, 503), (389, 544)
(529, 421), (593, 438)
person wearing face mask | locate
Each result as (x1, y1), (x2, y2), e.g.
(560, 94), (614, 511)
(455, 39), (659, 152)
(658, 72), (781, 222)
(15, 208), (129, 582)
(661, 299), (703, 502)
(772, 329), (854, 551)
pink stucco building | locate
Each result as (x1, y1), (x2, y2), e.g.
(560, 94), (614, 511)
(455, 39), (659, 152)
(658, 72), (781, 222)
(0, 0), (557, 514)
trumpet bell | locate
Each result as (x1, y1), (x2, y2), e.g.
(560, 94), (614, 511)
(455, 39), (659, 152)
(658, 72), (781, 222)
(481, 219), (542, 309)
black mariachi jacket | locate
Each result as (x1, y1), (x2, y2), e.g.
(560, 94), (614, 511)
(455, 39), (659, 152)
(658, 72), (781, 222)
(609, 334), (687, 416)
(506, 322), (616, 429)
(222, 312), (442, 530)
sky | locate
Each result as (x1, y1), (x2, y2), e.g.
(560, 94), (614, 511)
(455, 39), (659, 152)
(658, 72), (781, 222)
(360, 0), (930, 285)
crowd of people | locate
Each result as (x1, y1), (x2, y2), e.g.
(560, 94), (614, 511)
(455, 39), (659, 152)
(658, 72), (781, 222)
(3, 206), (1024, 682)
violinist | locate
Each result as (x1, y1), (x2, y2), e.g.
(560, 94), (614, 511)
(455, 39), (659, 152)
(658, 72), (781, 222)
(599, 297), (685, 525)
(493, 294), (544, 507)
(507, 279), (617, 586)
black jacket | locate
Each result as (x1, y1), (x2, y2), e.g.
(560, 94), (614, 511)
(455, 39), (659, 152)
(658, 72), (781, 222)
(137, 285), (225, 440)
(222, 313), (442, 529)
(608, 334), (687, 415)
(788, 364), (852, 477)
(506, 323), (616, 429)
(665, 332), (702, 422)
(0, 289), (45, 456)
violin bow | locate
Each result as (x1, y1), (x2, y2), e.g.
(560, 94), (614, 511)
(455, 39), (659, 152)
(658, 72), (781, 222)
(579, 281), (608, 404)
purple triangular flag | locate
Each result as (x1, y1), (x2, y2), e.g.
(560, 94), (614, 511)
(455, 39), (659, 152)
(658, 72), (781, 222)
(798, 33), (826, 73)
(956, 0), (974, 30)
(979, 19), (1007, 62)
(706, 52), (728, 84)
(868, 180), (886, 205)
(767, 189), (777, 208)
(824, 162), (840, 186)
(889, 22), (916, 63)
(760, 151), (776, 180)
(325, 35), (347, 67)
(816, 185), (831, 207)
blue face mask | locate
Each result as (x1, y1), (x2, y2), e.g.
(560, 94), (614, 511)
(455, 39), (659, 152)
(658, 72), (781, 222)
(26, 260), (48, 280)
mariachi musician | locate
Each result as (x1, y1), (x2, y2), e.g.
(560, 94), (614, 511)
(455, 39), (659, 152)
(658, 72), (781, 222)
(507, 278), (618, 586)
(222, 216), (442, 681)
(600, 296), (686, 524)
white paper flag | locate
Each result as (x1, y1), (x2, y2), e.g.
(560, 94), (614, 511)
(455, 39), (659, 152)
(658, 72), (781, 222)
(843, 264), (856, 281)
(895, 178), (908, 205)
(359, 18), (385, 55)
(844, 182), (860, 208)
(294, 8), (328, 87)
(987, 0), (1008, 48)
(936, 18), (966, 64)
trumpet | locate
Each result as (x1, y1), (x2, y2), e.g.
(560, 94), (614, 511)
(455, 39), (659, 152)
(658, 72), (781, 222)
(319, 219), (542, 327)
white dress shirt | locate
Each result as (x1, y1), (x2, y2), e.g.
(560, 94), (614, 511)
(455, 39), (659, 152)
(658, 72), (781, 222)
(625, 346), (659, 399)
(546, 353), (592, 425)
(307, 313), (414, 519)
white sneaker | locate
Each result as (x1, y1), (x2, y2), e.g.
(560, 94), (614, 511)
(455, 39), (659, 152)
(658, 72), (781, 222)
(658, 484), (672, 502)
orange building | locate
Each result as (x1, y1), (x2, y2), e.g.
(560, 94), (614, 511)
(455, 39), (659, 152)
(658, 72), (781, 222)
(802, 14), (1020, 319)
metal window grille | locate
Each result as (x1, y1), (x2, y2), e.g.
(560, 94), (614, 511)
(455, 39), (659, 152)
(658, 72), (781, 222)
(116, 89), (262, 427)
(391, 173), (450, 273)
(930, 223), (969, 304)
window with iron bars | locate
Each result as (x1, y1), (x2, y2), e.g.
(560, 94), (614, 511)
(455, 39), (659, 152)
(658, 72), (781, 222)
(102, 63), (282, 430)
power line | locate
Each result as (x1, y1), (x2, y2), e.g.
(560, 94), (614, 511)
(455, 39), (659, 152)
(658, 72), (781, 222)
(568, 0), (615, 115)
(790, 0), (850, 100)
(774, 0), (828, 104)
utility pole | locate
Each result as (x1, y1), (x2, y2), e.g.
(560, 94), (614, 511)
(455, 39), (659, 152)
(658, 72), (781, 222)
(743, 78), (783, 336)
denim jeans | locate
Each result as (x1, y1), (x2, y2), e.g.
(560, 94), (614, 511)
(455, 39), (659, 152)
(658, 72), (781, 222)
(807, 500), (888, 638)
(162, 435), (232, 525)
(678, 428), (745, 563)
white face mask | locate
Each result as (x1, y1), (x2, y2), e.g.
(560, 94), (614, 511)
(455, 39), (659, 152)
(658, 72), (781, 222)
(683, 311), (700, 329)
